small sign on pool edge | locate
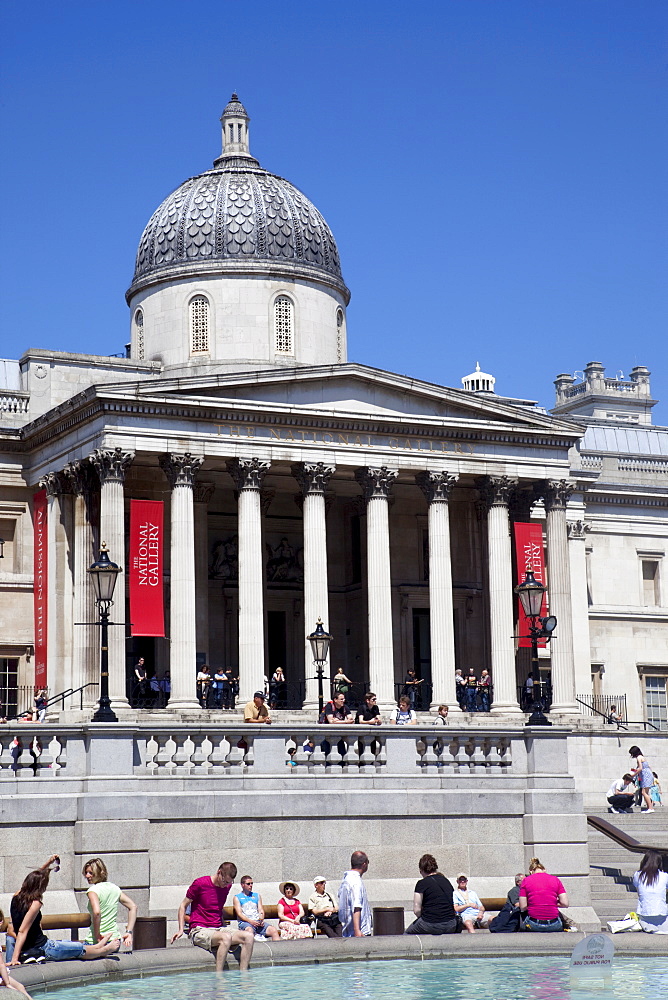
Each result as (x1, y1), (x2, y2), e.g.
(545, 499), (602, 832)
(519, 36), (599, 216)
(570, 933), (614, 978)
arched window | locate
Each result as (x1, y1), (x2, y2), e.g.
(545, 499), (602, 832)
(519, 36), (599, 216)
(190, 295), (210, 354)
(134, 309), (144, 360)
(336, 307), (345, 362)
(274, 295), (294, 354)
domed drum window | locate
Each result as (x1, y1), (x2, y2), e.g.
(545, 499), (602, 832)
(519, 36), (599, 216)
(274, 296), (294, 354)
(190, 295), (210, 354)
(134, 309), (144, 360)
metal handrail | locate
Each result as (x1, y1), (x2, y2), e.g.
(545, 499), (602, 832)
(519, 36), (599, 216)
(587, 815), (668, 869)
(575, 698), (660, 731)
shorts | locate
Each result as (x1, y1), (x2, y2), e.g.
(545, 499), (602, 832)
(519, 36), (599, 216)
(237, 920), (270, 938)
(189, 926), (227, 952)
(43, 939), (86, 961)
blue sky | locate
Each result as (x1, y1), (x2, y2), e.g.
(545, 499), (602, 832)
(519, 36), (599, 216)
(1, 1), (666, 420)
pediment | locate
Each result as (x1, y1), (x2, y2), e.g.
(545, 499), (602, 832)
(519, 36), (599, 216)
(128, 363), (575, 435)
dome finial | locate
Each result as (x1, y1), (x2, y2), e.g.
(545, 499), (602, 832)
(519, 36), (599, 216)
(216, 93), (253, 163)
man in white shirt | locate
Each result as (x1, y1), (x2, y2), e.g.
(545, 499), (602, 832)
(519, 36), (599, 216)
(607, 773), (636, 813)
(338, 851), (372, 937)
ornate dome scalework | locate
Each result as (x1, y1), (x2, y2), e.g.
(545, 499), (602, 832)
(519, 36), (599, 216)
(127, 95), (349, 302)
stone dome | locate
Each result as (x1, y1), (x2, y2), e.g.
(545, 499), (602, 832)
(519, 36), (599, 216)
(127, 96), (349, 303)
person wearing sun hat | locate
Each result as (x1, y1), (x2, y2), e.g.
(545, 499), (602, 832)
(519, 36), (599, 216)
(452, 873), (488, 932)
(276, 881), (312, 939)
(307, 877), (342, 937)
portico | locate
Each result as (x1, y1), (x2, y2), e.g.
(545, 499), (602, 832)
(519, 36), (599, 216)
(26, 363), (584, 719)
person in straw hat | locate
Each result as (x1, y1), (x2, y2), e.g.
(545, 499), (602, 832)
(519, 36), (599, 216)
(277, 881), (312, 939)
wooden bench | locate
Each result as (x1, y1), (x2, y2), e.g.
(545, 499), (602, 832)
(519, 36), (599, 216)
(0, 913), (91, 942)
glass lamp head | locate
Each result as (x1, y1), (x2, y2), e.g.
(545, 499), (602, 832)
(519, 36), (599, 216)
(514, 570), (546, 619)
(307, 618), (332, 664)
(88, 543), (122, 603)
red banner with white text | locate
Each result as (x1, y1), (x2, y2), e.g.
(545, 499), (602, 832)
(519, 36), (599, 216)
(129, 500), (165, 637)
(33, 490), (48, 687)
(513, 521), (547, 648)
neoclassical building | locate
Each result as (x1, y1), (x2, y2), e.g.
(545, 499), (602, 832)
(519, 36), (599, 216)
(0, 96), (666, 724)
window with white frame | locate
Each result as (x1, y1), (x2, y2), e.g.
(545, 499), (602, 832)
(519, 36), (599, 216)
(274, 295), (293, 354)
(190, 295), (210, 354)
(644, 674), (668, 730)
(134, 309), (144, 360)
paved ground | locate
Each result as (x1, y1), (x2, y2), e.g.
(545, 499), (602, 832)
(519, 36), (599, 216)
(14, 933), (668, 993)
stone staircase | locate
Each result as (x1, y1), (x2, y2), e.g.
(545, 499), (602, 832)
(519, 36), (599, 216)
(588, 808), (668, 927)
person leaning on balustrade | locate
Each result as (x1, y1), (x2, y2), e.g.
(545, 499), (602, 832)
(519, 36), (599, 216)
(243, 691), (272, 724)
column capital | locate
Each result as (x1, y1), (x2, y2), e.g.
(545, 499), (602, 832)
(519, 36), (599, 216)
(227, 457), (271, 492)
(63, 458), (96, 499)
(89, 447), (134, 484)
(416, 470), (458, 503)
(477, 475), (518, 509)
(355, 465), (398, 501)
(542, 479), (575, 511)
(193, 482), (215, 504)
(567, 519), (591, 540)
(159, 453), (204, 489)
(39, 470), (72, 498)
(292, 462), (335, 496)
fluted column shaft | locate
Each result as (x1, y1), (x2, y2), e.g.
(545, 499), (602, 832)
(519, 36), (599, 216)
(544, 481), (578, 713)
(194, 483), (215, 666)
(567, 516), (592, 698)
(482, 477), (521, 714)
(416, 471), (460, 711)
(39, 472), (73, 701)
(160, 454), (203, 710)
(228, 459), (270, 704)
(64, 461), (97, 707)
(293, 463), (334, 707)
(90, 448), (134, 707)
(355, 467), (398, 707)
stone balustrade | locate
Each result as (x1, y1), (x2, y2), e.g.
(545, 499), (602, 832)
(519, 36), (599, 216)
(0, 724), (526, 781)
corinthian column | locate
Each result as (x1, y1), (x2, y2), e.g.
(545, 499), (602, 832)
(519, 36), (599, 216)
(63, 460), (97, 707)
(90, 447), (134, 707)
(194, 483), (215, 666)
(543, 480), (578, 714)
(480, 476), (521, 714)
(293, 462), (335, 708)
(355, 466), (398, 707)
(416, 470), (460, 712)
(227, 458), (271, 704)
(159, 453), (204, 710)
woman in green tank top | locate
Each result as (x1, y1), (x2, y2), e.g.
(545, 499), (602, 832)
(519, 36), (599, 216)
(83, 858), (137, 948)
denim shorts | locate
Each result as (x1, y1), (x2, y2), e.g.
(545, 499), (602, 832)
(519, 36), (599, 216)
(237, 920), (270, 938)
(43, 939), (86, 961)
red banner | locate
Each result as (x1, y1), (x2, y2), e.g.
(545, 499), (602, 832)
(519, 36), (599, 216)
(33, 490), (48, 687)
(129, 500), (165, 636)
(513, 522), (547, 648)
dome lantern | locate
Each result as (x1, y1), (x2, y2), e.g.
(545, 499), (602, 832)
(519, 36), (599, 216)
(214, 92), (258, 167)
(462, 362), (496, 393)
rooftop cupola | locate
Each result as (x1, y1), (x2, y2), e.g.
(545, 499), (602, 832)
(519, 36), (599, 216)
(213, 93), (259, 167)
(552, 362), (657, 425)
(462, 361), (496, 393)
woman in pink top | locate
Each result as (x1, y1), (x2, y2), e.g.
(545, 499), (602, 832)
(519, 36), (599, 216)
(519, 857), (568, 932)
(277, 882), (312, 939)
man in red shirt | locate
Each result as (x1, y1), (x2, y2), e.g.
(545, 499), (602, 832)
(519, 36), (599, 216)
(171, 861), (254, 971)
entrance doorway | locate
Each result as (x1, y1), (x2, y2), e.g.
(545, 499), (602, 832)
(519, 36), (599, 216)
(411, 609), (432, 709)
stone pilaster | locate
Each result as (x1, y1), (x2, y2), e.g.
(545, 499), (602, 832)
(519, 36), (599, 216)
(193, 483), (215, 667)
(293, 463), (335, 707)
(63, 460), (98, 708)
(543, 480), (578, 714)
(39, 471), (74, 702)
(355, 466), (398, 706)
(416, 470), (460, 712)
(89, 448), (134, 708)
(159, 454), (203, 710)
(227, 458), (271, 703)
(567, 516), (592, 699)
(479, 476), (521, 714)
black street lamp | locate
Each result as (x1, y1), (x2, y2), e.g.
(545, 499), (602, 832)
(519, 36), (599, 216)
(307, 619), (332, 715)
(88, 543), (122, 723)
(514, 570), (557, 726)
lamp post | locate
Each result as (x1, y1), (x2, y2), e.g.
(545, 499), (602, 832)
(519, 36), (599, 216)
(0, 538), (4, 559)
(307, 618), (332, 715)
(88, 543), (122, 723)
(514, 570), (557, 726)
